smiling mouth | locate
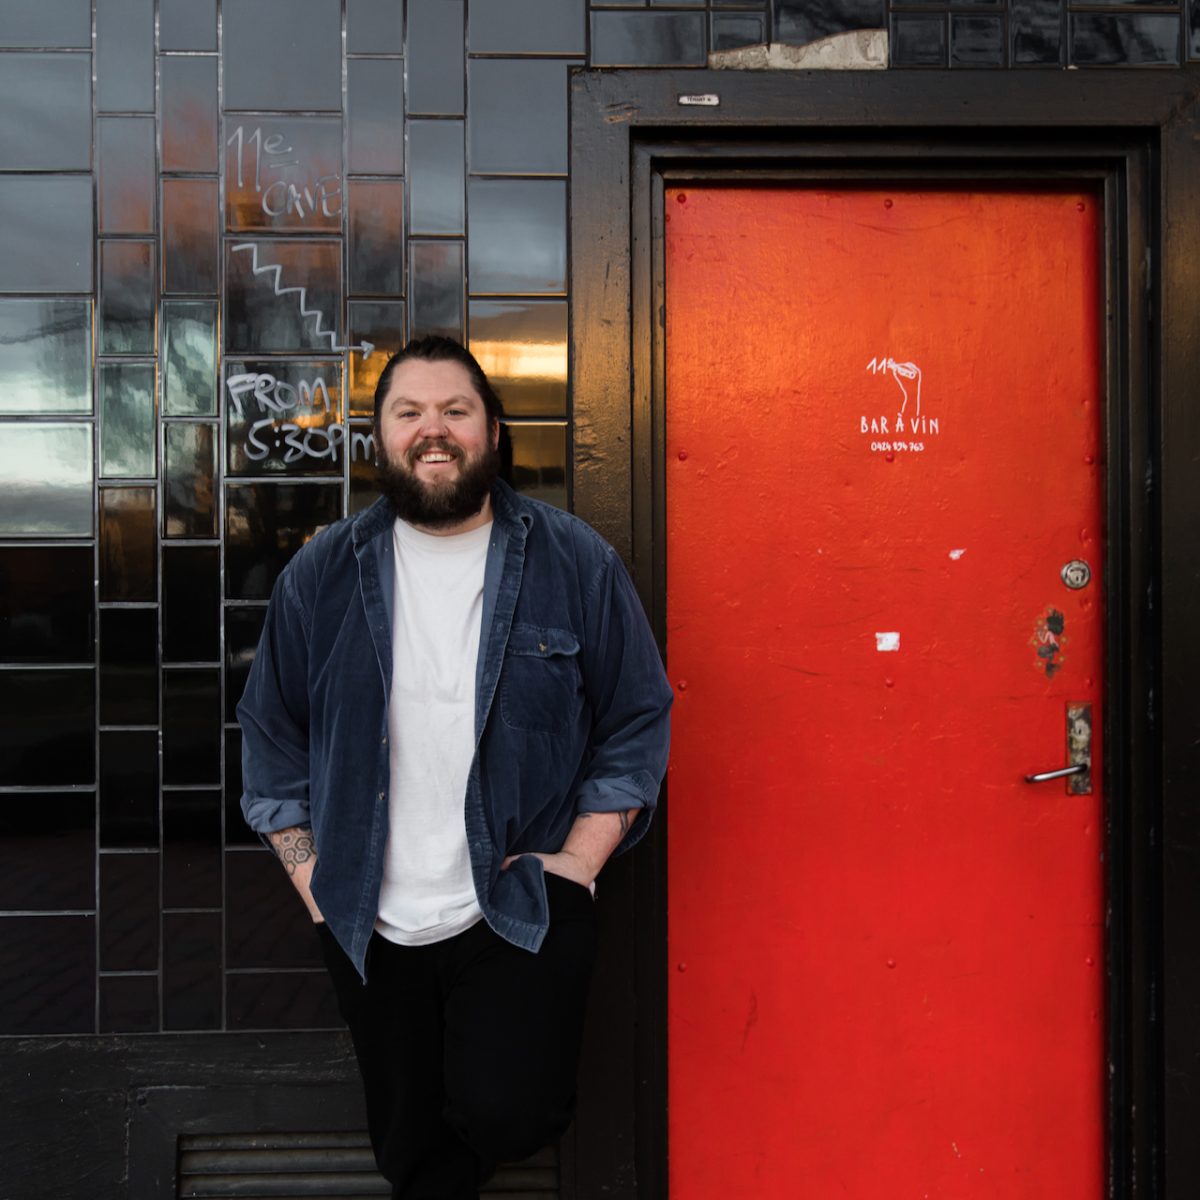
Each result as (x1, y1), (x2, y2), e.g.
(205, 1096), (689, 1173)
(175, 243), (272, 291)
(418, 451), (455, 464)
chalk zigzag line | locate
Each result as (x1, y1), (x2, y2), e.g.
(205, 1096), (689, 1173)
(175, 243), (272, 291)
(231, 241), (338, 350)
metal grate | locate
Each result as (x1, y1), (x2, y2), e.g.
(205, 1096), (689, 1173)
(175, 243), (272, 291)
(177, 1132), (559, 1198)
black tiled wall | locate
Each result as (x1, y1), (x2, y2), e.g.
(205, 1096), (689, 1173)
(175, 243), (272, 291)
(0, 0), (1191, 1037)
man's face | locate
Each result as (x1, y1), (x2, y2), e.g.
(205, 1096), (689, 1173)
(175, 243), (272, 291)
(375, 357), (500, 532)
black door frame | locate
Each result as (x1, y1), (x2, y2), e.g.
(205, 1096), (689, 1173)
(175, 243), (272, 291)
(569, 68), (1200, 1200)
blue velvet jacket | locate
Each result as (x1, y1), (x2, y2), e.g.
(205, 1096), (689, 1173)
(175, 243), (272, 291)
(238, 481), (673, 978)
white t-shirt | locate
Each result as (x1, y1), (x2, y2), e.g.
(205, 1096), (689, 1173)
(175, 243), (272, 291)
(374, 517), (491, 945)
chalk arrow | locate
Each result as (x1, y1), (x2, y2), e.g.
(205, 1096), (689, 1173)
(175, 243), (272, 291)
(331, 341), (375, 360)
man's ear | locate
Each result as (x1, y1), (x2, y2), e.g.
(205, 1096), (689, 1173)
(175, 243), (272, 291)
(491, 418), (500, 451)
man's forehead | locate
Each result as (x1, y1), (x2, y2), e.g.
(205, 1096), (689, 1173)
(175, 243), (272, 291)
(385, 359), (483, 403)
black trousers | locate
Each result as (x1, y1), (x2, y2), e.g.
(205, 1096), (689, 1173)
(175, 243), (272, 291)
(316, 872), (597, 1200)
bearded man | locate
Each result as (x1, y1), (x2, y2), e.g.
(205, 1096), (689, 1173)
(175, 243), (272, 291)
(238, 336), (672, 1199)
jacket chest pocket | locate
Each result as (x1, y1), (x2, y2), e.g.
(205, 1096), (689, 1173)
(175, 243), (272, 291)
(500, 624), (582, 734)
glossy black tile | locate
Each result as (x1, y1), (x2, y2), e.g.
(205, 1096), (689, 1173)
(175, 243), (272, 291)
(2, 0), (91, 47)
(348, 0), (405, 53)
(775, 0), (884, 47)
(468, 61), (568, 176)
(100, 728), (158, 847)
(100, 362), (157, 478)
(469, 0), (585, 54)
(349, 422), (380, 513)
(223, 0), (343, 112)
(99, 852), (160, 971)
(163, 910), (222, 1030)
(0, 53), (92, 170)
(348, 301), (406, 416)
(0, 175), (92, 292)
(162, 179), (219, 294)
(0, 546), (93, 664)
(163, 669), (221, 785)
(409, 120), (465, 234)
(226, 849), (324, 969)
(163, 301), (218, 416)
(163, 789), (222, 909)
(225, 239), (342, 353)
(506, 422), (567, 509)
(96, 0), (154, 113)
(0, 422), (93, 536)
(348, 180), (405, 296)
(99, 241), (156, 356)
(225, 483), (343, 600)
(97, 117), (156, 235)
(228, 970), (339, 1031)
(100, 607), (158, 726)
(161, 55), (219, 174)
(164, 424), (217, 538)
(890, 13), (949, 66)
(99, 974), (159, 1033)
(1071, 13), (1180, 66)
(348, 59), (405, 174)
(225, 727), (254, 847)
(469, 300), (566, 418)
(0, 669), (94, 786)
(0, 916), (94, 1034)
(590, 12), (707, 67)
(951, 14), (1004, 66)
(711, 13), (767, 52)
(225, 607), (267, 722)
(0, 792), (94, 910)
(161, 0), (217, 51)
(0, 298), (91, 414)
(1193, 0), (1200, 61)
(163, 545), (220, 662)
(100, 486), (157, 602)
(467, 179), (566, 294)
(1012, 0), (1063, 66)
(409, 241), (465, 341)
(407, 0), (465, 116)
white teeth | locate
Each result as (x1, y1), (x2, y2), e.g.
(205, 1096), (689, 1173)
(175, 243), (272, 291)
(420, 452), (452, 462)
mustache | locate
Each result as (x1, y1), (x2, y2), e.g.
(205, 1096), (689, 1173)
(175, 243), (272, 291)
(406, 438), (463, 466)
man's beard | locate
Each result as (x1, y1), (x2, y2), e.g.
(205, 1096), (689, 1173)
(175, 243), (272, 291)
(376, 436), (500, 531)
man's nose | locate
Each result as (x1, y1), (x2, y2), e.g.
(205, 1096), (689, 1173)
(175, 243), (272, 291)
(419, 410), (449, 437)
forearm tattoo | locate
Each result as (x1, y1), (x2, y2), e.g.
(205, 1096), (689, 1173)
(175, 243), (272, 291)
(270, 828), (315, 877)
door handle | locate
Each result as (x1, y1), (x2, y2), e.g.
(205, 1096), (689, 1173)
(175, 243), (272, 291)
(1024, 702), (1093, 794)
(1025, 763), (1088, 784)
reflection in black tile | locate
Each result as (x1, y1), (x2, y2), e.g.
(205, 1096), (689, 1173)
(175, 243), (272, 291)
(225, 727), (254, 847)
(99, 852), (159, 971)
(163, 180), (220, 295)
(951, 15), (1004, 66)
(99, 974), (159, 1033)
(164, 790), (222, 909)
(100, 241), (156, 356)
(507, 422), (567, 510)
(590, 12), (707, 67)
(228, 970), (339, 1031)
(100, 363), (157, 478)
(223, 0), (342, 111)
(163, 669), (221, 785)
(225, 607), (267, 722)
(226, 849), (324, 969)
(163, 546), (220, 662)
(409, 121), (465, 234)
(225, 240), (342, 353)
(96, 0), (154, 113)
(164, 424), (217, 538)
(890, 14), (949, 66)
(97, 117), (156, 235)
(467, 179), (566, 295)
(469, 300), (567, 418)
(0, 792), (94, 910)
(468, 62), (567, 177)
(2, 0), (92, 47)
(348, 0), (404, 53)
(0, 423), (92, 536)
(410, 241), (465, 341)
(1193, 0), (1200, 62)
(1071, 13), (1180, 66)
(100, 607), (158, 726)
(0, 916), (94, 1034)
(1013, 0), (1063, 66)
(349, 423), (380, 514)
(711, 14), (767, 52)
(162, 55), (219, 174)
(775, 0), (884, 47)
(225, 484), (343, 600)
(161, 0), (217, 51)
(0, 175), (92, 292)
(100, 729), (158, 847)
(0, 669), (94, 786)
(0, 54), (92, 170)
(100, 487), (157, 602)
(348, 59), (405, 174)
(0, 298), (91, 414)
(0, 546), (93, 664)
(164, 910), (222, 1030)
(407, 0), (465, 116)
(348, 181), (405, 296)
(163, 301), (218, 416)
(348, 302), (406, 417)
(469, 0), (585, 54)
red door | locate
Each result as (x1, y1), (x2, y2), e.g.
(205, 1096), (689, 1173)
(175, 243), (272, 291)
(665, 186), (1105, 1197)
